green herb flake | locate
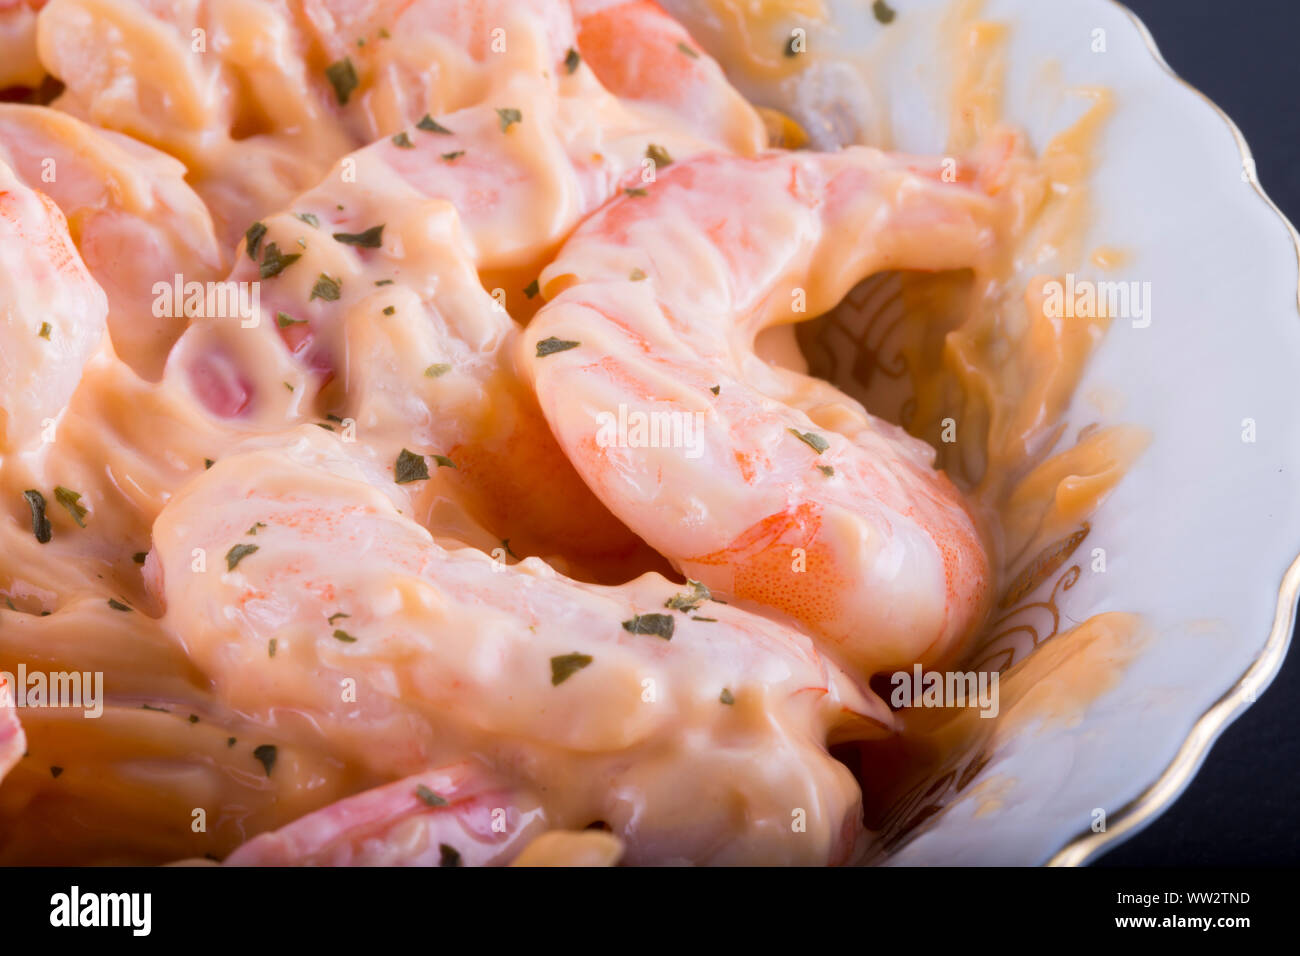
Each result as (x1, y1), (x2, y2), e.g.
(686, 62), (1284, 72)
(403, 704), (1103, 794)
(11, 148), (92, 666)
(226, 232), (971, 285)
(245, 221), (268, 260)
(333, 628), (357, 643)
(645, 143), (673, 168)
(227, 737), (237, 748)
(204, 458), (214, 469)
(374, 279), (395, 287)
(550, 652), (593, 686)
(268, 638), (277, 658)
(415, 784), (448, 807)
(294, 212), (320, 228)
(132, 552), (147, 564)
(416, 114), (452, 134)
(788, 428), (830, 454)
(523, 279), (540, 299)
(624, 187), (648, 198)
(629, 268), (647, 281)
(247, 522), (266, 535)
(720, 688), (735, 705)
(188, 714), (200, 724)
(710, 385), (721, 395)
(379, 27), (390, 39)
(391, 131), (414, 149)
(872, 0), (897, 25)
(53, 486), (87, 527)
(441, 150), (466, 162)
(425, 363), (452, 378)
(332, 224), (384, 248)
(394, 448), (429, 484)
(677, 41), (699, 58)
(310, 273), (342, 301)
(784, 34), (800, 57)
(382, 305), (395, 316)
(439, 843), (462, 867)
(141, 704), (170, 713)
(276, 311), (305, 328)
(501, 539), (519, 560)
(535, 337), (580, 357)
(621, 613), (675, 640)
(22, 490), (51, 544)
(107, 598), (132, 612)
(327, 612), (350, 625)
(325, 58), (358, 105)
(431, 454), (456, 469)
(693, 616), (718, 622)
(225, 543), (259, 572)
(817, 464), (835, 477)
(564, 47), (581, 74)
(260, 242), (302, 279)
(50, 766), (63, 779)
(253, 744), (277, 776)
(38, 322), (51, 339)
(496, 107), (522, 132)
(665, 579), (712, 613)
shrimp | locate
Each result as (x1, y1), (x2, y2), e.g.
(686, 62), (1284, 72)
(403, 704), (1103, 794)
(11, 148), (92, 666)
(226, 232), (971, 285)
(146, 426), (890, 864)
(36, 0), (759, 245)
(163, 78), (747, 581)
(225, 764), (547, 866)
(521, 149), (1004, 677)
(572, 0), (766, 154)
(0, 158), (107, 456)
(0, 105), (225, 379)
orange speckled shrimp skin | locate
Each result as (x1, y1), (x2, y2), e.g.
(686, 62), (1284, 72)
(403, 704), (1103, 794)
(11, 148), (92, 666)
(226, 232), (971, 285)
(523, 149), (1003, 678)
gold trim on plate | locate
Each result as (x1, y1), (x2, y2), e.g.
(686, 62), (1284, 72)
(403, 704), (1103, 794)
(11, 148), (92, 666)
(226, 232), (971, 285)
(1046, 1), (1300, 866)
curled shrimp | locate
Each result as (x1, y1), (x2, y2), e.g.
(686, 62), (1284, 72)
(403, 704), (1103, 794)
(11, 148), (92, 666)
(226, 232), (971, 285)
(0, 104), (225, 379)
(164, 77), (749, 580)
(522, 149), (1002, 677)
(0, 159), (107, 456)
(146, 426), (890, 864)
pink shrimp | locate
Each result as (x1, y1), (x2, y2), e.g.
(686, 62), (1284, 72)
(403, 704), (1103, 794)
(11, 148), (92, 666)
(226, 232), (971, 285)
(572, 0), (766, 154)
(0, 159), (107, 455)
(225, 764), (547, 866)
(146, 426), (890, 864)
(0, 105), (225, 379)
(522, 148), (1005, 678)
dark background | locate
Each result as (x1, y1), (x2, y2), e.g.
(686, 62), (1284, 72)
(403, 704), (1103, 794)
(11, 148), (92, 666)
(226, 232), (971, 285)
(1094, 0), (1298, 866)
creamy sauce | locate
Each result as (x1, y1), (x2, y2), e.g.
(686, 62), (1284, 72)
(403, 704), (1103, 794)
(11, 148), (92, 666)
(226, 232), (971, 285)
(0, 0), (1140, 864)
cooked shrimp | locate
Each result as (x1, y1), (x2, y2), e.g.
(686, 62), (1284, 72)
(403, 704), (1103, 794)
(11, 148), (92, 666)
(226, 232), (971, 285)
(572, 0), (766, 154)
(36, 0), (757, 245)
(147, 426), (889, 864)
(225, 763), (547, 866)
(0, 159), (107, 456)
(163, 79), (742, 581)
(0, 105), (225, 379)
(522, 149), (1003, 676)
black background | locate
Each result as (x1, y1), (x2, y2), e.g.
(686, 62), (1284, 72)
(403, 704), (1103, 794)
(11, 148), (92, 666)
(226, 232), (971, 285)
(1094, 0), (1298, 866)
